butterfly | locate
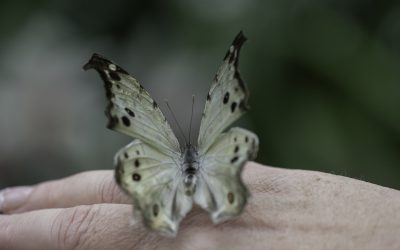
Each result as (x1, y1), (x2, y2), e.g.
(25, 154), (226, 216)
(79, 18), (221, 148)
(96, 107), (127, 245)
(83, 31), (259, 236)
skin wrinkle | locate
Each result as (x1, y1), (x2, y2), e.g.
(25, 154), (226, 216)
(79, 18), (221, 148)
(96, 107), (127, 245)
(58, 206), (94, 249)
(76, 206), (99, 250)
(50, 210), (64, 249)
(99, 173), (120, 204)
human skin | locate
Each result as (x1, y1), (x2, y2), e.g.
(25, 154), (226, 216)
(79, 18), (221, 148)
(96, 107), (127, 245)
(0, 162), (399, 250)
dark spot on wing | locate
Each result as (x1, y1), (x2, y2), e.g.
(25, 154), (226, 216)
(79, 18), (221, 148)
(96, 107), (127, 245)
(207, 93), (211, 101)
(104, 80), (113, 99)
(223, 92), (230, 104)
(234, 70), (246, 92)
(136, 150), (140, 155)
(109, 71), (121, 81)
(239, 99), (249, 111)
(107, 115), (118, 129)
(122, 116), (130, 127)
(227, 192), (235, 204)
(231, 156), (239, 164)
(231, 102), (237, 112)
(115, 159), (123, 185)
(124, 152), (129, 158)
(116, 84), (121, 89)
(153, 100), (158, 109)
(234, 137), (237, 142)
(132, 173), (141, 181)
(234, 145), (239, 153)
(153, 204), (159, 217)
(124, 108), (135, 117)
(245, 136), (249, 143)
(214, 73), (219, 82)
(134, 159), (140, 167)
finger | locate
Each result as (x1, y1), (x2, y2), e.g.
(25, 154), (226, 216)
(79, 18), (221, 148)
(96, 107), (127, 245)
(0, 204), (154, 250)
(0, 162), (287, 214)
(0, 170), (130, 214)
(0, 202), (273, 250)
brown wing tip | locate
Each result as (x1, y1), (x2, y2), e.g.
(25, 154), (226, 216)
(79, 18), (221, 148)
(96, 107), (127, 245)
(83, 53), (109, 71)
(83, 53), (129, 74)
(223, 31), (247, 61)
(232, 31), (247, 48)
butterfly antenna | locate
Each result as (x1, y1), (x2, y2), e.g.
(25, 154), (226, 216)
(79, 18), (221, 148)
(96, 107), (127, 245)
(188, 95), (195, 145)
(165, 100), (188, 145)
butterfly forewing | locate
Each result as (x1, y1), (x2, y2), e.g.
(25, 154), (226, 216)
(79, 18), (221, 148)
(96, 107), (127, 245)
(115, 140), (192, 236)
(198, 32), (249, 154)
(84, 54), (180, 157)
(195, 127), (259, 222)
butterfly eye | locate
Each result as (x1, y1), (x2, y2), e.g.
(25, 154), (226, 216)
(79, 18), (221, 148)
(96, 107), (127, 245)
(227, 192), (235, 204)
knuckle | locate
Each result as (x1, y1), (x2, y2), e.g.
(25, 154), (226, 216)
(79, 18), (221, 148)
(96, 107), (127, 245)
(52, 206), (98, 249)
(98, 174), (121, 203)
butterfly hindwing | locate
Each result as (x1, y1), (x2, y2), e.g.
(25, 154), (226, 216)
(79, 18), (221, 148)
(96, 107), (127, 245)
(115, 140), (192, 236)
(198, 32), (250, 154)
(195, 127), (259, 222)
(84, 54), (180, 157)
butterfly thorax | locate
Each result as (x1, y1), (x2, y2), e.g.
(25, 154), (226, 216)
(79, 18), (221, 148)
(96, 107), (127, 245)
(182, 144), (199, 196)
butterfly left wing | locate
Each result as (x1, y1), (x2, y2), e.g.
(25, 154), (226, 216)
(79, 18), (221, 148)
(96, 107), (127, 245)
(115, 139), (192, 236)
(197, 31), (249, 154)
(194, 127), (259, 223)
(83, 54), (180, 157)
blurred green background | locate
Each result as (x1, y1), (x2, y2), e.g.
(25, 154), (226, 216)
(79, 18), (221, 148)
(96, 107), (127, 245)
(0, 0), (399, 189)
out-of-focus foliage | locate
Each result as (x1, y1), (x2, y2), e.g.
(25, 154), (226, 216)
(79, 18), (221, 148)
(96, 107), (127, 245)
(0, 0), (399, 188)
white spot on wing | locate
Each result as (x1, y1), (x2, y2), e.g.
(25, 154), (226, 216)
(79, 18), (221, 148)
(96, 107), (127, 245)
(109, 64), (117, 71)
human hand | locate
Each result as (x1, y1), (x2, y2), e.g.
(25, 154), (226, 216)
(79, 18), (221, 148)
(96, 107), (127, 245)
(1, 162), (399, 249)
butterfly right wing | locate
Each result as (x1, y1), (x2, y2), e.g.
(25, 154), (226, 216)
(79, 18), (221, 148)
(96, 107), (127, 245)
(194, 127), (259, 223)
(115, 139), (192, 236)
(197, 32), (249, 155)
(84, 54), (180, 157)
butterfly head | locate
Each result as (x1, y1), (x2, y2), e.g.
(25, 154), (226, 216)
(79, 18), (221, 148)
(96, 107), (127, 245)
(182, 143), (198, 164)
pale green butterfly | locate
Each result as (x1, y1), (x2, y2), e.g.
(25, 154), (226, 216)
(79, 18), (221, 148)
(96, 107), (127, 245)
(83, 31), (259, 236)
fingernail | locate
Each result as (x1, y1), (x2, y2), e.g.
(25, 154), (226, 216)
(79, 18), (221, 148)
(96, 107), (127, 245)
(0, 186), (32, 213)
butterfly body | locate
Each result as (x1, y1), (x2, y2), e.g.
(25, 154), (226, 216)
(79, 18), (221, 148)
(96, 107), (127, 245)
(182, 144), (199, 196)
(84, 31), (259, 236)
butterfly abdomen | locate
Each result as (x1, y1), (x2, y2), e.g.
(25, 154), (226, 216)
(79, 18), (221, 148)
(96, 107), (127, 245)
(182, 145), (199, 196)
